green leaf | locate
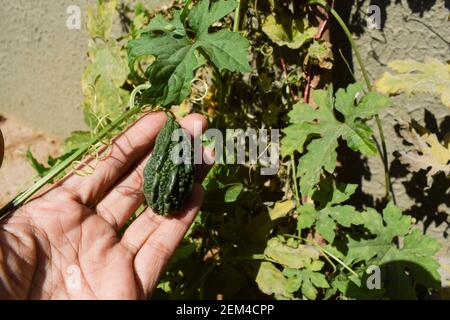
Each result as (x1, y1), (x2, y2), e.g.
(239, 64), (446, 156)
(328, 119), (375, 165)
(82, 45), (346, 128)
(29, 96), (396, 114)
(87, 0), (117, 39)
(26, 148), (49, 177)
(280, 123), (311, 157)
(343, 202), (441, 299)
(262, 15), (317, 49)
(312, 176), (358, 208)
(224, 183), (243, 202)
(170, 242), (196, 265)
(375, 57), (450, 108)
(297, 203), (316, 230)
(281, 83), (391, 196)
(188, 0), (237, 36)
(127, 0), (250, 106)
(283, 268), (329, 299)
(63, 131), (91, 153)
(26, 148), (75, 181)
(197, 30), (251, 73)
(315, 213), (336, 243)
(297, 182), (366, 243)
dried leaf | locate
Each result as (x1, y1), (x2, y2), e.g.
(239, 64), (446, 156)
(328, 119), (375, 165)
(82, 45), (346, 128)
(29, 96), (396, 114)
(87, 0), (117, 39)
(398, 121), (450, 182)
(264, 238), (319, 268)
(375, 57), (450, 107)
(269, 200), (295, 220)
(256, 262), (289, 296)
(262, 15), (317, 49)
(305, 40), (333, 69)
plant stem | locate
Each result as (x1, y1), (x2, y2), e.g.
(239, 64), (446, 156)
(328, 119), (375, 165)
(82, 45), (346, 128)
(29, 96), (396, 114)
(0, 84), (151, 221)
(233, 0), (242, 32)
(318, 246), (359, 279)
(308, 0), (393, 201)
(214, 0), (244, 129)
(291, 156), (301, 206)
(282, 234), (359, 279)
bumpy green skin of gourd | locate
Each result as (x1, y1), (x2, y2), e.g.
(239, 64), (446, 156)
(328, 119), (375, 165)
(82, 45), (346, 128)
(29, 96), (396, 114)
(143, 116), (194, 216)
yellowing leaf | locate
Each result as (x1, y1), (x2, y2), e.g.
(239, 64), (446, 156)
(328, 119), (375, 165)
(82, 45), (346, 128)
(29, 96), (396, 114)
(87, 0), (117, 39)
(375, 57), (450, 107)
(305, 40), (333, 69)
(63, 131), (91, 153)
(255, 262), (289, 296)
(262, 15), (317, 49)
(264, 238), (319, 268)
(82, 40), (129, 91)
(81, 40), (129, 124)
(269, 200), (295, 220)
(397, 121), (450, 181)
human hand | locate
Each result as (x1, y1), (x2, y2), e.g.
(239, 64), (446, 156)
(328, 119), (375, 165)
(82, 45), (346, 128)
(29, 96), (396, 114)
(0, 112), (209, 299)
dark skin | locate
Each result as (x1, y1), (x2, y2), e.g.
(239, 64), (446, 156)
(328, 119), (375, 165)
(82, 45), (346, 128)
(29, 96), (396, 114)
(0, 112), (209, 299)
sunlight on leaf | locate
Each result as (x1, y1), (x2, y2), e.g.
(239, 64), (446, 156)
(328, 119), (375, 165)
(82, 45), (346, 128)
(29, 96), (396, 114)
(262, 15), (317, 49)
(269, 200), (295, 220)
(375, 57), (450, 107)
(256, 262), (289, 297)
(397, 121), (450, 182)
(264, 238), (319, 268)
(87, 0), (117, 39)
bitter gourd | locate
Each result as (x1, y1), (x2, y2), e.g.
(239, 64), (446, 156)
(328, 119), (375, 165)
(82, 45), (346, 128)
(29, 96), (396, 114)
(143, 116), (194, 216)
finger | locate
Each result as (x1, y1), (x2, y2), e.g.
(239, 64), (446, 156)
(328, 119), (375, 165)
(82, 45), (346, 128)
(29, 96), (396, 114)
(60, 111), (168, 205)
(95, 113), (208, 231)
(120, 182), (203, 257)
(132, 183), (205, 296)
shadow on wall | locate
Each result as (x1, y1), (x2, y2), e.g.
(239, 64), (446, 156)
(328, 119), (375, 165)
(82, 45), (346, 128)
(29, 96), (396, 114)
(390, 110), (450, 238)
(337, 110), (450, 240)
(332, 0), (450, 89)
(331, 1), (450, 239)
(348, 0), (448, 35)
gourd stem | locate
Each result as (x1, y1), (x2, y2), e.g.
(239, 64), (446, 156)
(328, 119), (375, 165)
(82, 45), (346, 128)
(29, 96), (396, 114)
(233, 0), (242, 32)
(0, 84), (151, 221)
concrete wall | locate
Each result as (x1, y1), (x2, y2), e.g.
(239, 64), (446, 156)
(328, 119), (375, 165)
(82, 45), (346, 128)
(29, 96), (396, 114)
(0, 0), (92, 137)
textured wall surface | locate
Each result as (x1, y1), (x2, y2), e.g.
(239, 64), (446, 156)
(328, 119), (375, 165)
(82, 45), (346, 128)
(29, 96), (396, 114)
(345, 0), (450, 290)
(0, 0), (92, 137)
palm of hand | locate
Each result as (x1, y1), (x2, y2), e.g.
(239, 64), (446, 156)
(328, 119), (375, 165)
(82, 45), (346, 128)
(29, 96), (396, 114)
(0, 112), (208, 299)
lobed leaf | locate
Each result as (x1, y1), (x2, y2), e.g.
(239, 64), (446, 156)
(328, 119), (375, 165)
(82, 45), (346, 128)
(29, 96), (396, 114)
(281, 83), (391, 196)
(127, 0), (250, 106)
